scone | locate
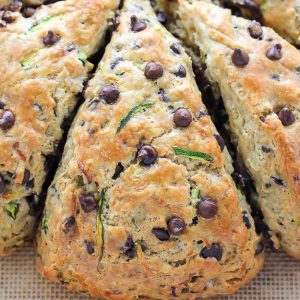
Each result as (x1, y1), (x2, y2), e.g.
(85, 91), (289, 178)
(36, 0), (264, 299)
(172, 0), (300, 259)
(0, 0), (119, 256)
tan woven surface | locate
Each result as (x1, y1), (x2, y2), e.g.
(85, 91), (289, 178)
(0, 247), (299, 299)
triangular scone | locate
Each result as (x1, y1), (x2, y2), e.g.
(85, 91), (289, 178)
(175, 0), (300, 259)
(0, 0), (119, 256)
(37, 0), (264, 298)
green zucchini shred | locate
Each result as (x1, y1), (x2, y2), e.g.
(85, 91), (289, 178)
(191, 188), (201, 206)
(97, 189), (105, 260)
(78, 51), (87, 66)
(173, 147), (213, 162)
(41, 215), (49, 234)
(117, 102), (154, 132)
(20, 52), (38, 70)
(29, 16), (55, 32)
(5, 202), (19, 220)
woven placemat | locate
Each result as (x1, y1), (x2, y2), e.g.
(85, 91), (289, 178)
(0, 246), (299, 299)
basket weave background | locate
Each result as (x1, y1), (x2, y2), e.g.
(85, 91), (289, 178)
(0, 246), (299, 299)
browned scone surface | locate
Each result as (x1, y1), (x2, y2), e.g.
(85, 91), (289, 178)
(0, 0), (119, 255)
(172, 0), (300, 259)
(36, 0), (264, 299)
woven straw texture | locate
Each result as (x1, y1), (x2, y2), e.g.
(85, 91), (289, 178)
(0, 247), (299, 299)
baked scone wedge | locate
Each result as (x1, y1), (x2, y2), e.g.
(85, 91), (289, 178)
(0, 0), (119, 256)
(36, 0), (264, 298)
(173, 0), (300, 259)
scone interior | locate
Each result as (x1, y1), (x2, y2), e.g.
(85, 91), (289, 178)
(37, 0), (264, 299)
(0, 0), (119, 255)
(170, 0), (300, 259)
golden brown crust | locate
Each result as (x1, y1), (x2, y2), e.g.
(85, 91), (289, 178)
(37, 0), (264, 298)
(0, 0), (119, 255)
(175, 0), (300, 258)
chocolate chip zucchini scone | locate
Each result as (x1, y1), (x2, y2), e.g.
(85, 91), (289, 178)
(36, 0), (264, 298)
(0, 0), (119, 256)
(173, 0), (300, 258)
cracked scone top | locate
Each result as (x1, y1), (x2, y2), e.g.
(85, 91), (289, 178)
(173, 0), (300, 258)
(0, 0), (119, 255)
(36, 0), (264, 299)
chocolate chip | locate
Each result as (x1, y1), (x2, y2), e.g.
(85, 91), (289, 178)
(197, 197), (218, 219)
(0, 101), (5, 109)
(278, 107), (295, 126)
(231, 48), (249, 67)
(174, 65), (186, 78)
(79, 194), (98, 213)
(191, 216), (198, 225)
(66, 44), (76, 52)
(200, 243), (223, 261)
(112, 162), (124, 179)
(271, 176), (285, 187)
(8, 1), (22, 12)
(271, 74), (280, 81)
(84, 240), (95, 254)
(121, 235), (136, 259)
(130, 15), (147, 32)
(214, 134), (225, 151)
(137, 145), (158, 165)
(261, 145), (271, 153)
(156, 10), (167, 24)
(2, 11), (14, 23)
(22, 7), (35, 18)
(144, 62), (164, 80)
(158, 88), (169, 102)
(167, 217), (186, 235)
(22, 169), (34, 189)
(170, 43), (181, 55)
(62, 216), (76, 235)
(173, 108), (192, 127)
(242, 211), (251, 229)
(265, 183), (272, 189)
(198, 109), (208, 118)
(110, 57), (123, 70)
(248, 20), (262, 39)
(255, 240), (264, 255)
(266, 44), (282, 60)
(99, 85), (120, 104)
(0, 175), (5, 193)
(43, 31), (60, 46)
(152, 228), (170, 241)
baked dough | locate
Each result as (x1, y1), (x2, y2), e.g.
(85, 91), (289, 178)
(36, 0), (264, 298)
(0, 0), (119, 255)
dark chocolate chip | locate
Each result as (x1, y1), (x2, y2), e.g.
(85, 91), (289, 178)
(231, 48), (249, 67)
(266, 44), (282, 60)
(198, 109), (208, 118)
(261, 145), (271, 153)
(84, 240), (95, 254)
(255, 240), (264, 255)
(22, 7), (35, 18)
(191, 216), (198, 225)
(62, 216), (76, 235)
(271, 176), (285, 187)
(99, 85), (120, 104)
(110, 57), (123, 70)
(271, 74), (280, 81)
(174, 65), (186, 78)
(200, 243), (223, 261)
(173, 108), (192, 127)
(43, 30), (60, 46)
(156, 10), (167, 24)
(152, 228), (170, 241)
(197, 197), (218, 219)
(121, 235), (136, 259)
(22, 169), (34, 189)
(2, 11), (15, 23)
(130, 15), (147, 32)
(79, 194), (98, 213)
(170, 43), (181, 55)
(278, 107), (295, 126)
(248, 20), (262, 39)
(242, 211), (252, 229)
(137, 145), (158, 165)
(265, 183), (272, 189)
(0, 175), (5, 193)
(158, 88), (169, 102)
(144, 62), (164, 80)
(214, 134), (225, 151)
(112, 162), (124, 180)
(66, 44), (76, 52)
(0, 101), (5, 109)
(167, 216), (186, 235)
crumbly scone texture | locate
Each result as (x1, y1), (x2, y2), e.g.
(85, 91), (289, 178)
(36, 0), (264, 299)
(174, 0), (300, 259)
(0, 0), (119, 256)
